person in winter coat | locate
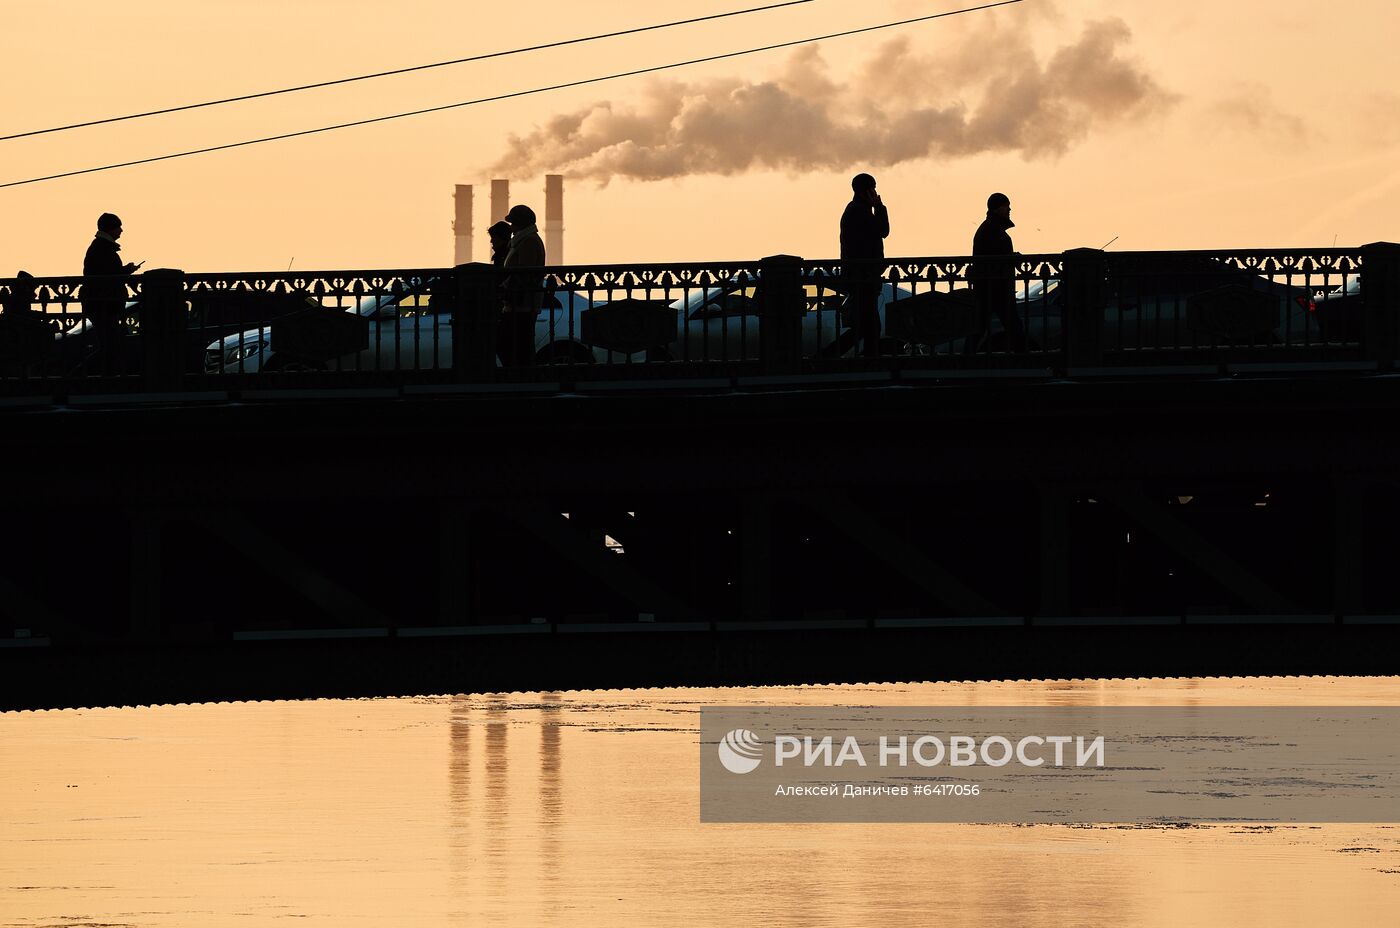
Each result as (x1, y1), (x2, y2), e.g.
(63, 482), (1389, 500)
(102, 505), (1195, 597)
(487, 220), (512, 268)
(500, 205), (546, 367)
(81, 213), (140, 375)
(839, 173), (889, 359)
(971, 192), (1028, 354)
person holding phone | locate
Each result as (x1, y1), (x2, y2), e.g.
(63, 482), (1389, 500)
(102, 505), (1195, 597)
(81, 212), (140, 375)
(839, 173), (889, 359)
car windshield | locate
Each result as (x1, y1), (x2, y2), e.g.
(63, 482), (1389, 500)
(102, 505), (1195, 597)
(353, 278), (434, 318)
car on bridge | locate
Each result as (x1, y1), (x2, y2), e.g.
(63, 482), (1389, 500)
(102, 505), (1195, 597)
(205, 272), (921, 371)
(203, 279), (600, 373)
(576, 273), (918, 363)
(1306, 275), (1361, 341)
(4, 281), (321, 376)
(678, 277), (916, 361)
(910, 256), (1322, 355)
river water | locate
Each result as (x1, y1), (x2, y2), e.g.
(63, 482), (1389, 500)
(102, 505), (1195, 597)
(3, 676), (1399, 927)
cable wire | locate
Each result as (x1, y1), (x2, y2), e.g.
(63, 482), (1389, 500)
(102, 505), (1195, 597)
(0, 0), (1027, 190)
(0, 0), (816, 142)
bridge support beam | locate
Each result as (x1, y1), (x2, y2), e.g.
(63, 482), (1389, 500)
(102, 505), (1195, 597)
(129, 510), (162, 641)
(439, 502), (475, 625)
(1039, 485), (1071, 616)
(794, 491), (1001, 617)
(190, 508), (392, 628)
(1333, 477), (1365, 616)
(740, 493), (773, 620)
(1104, 483), (1303, 615)
(503, 505), (702, 622)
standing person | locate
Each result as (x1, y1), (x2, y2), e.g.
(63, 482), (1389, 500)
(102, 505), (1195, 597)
(971, 192), (1028, 354)
(81, 212), (140, 375)
(839, 173), (889, 359)
(487, 219), (515, 366)
(501, 205), (545, 367)
(487, 220), (512, 268)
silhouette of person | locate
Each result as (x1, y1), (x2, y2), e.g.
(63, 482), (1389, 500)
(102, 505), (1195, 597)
(500, 205), (546, 367)
(971, 193), (1028, 354)
(839, 173), (889, 359)
(3, 270), (36, 316)
(487, 219), (516, 365)
(82, 212), (140, 375)
(0, 271), (44, 376)
(487, 220), (512, 268)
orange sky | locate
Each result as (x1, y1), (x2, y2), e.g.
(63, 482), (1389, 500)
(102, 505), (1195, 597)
(2, 0), (1397, 275)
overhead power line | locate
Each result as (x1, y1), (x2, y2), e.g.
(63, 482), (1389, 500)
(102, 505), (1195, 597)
(0, 0), (1028, 190)
(0, 0), (817, 142)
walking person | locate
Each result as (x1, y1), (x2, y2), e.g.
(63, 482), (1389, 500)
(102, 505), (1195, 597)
(500, 205), (546, 367)
(81, 212), (140, 375)
(971, 193), (1028, 354)
(839, 173), (889, 359)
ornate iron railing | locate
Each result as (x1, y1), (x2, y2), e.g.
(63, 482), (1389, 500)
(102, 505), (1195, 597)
(0, 244), (1392, 395)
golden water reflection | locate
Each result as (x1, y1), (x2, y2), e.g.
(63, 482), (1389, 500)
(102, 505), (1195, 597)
(3, 676), (1399, 927)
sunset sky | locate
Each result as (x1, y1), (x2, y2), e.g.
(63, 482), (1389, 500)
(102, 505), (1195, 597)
(3, 0), (1397, 275)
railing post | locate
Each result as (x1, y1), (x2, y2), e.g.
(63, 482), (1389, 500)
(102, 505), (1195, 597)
(759, 254), (804, 375)
(452, 262), (498, 382)
(138, 268), (185, 392)
(1361, 242), (1400, 367)
(1060, 248), (1106, 371)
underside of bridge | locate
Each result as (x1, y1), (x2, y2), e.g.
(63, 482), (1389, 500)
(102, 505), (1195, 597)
(2, 372), (1398, 708)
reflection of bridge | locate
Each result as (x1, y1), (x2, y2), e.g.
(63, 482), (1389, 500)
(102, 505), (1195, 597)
(2, 245), (1399, 709)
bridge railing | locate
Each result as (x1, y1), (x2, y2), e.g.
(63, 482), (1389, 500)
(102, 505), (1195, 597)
(1096, 248), (1371, 364)
(0, 244), (1392, 394)
(837, 247), (1375, 369)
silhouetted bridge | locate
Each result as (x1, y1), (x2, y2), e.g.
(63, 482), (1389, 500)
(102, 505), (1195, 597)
(2, 245), (1398, 709)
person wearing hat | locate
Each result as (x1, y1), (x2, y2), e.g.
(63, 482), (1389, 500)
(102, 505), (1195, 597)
(81, 212), (141, 375)
(970, 193), (1027, 354)
(839, 172), (890, 359)
(500, 204), (546, 367)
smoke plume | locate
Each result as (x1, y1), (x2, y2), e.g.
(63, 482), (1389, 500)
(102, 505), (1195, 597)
(1205, 84), (1308, 145)
(489, 18), (1176, 183)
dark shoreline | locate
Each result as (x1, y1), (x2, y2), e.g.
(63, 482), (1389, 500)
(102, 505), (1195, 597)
(5, 620), (1396, 711)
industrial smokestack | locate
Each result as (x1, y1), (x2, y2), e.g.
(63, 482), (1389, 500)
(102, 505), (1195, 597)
(453, 184), (473, 265)
(544, 175), (564, 265)
(490, 178), (510, 224)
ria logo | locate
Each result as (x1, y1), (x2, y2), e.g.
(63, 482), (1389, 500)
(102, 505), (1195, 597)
(718, 729), (764, 774)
